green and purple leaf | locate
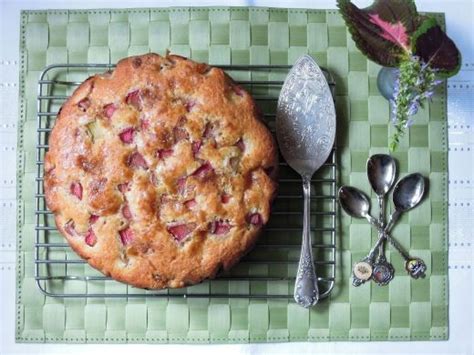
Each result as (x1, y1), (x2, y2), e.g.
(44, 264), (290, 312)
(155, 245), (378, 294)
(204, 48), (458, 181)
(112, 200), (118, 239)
(365, 0), (418, 33)
(412, 16), (461, 77)
(337, 0), (417, 66)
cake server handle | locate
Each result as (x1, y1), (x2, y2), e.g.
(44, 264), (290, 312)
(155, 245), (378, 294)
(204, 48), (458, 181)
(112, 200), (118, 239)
(293, 177), (319, 308)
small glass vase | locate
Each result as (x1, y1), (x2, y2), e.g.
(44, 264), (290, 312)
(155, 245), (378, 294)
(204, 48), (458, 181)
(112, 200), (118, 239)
(377, 66), (399, 101)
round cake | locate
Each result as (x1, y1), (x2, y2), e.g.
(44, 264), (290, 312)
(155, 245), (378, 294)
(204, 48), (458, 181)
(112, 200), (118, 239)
(44, 53), (278, 289)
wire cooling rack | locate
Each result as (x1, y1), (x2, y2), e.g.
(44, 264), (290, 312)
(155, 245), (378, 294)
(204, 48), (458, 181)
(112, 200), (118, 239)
(35, 62), (337, 299)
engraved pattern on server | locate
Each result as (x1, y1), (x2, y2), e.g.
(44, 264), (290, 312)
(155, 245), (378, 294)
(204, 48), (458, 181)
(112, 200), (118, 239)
(276, 55), (336, 174)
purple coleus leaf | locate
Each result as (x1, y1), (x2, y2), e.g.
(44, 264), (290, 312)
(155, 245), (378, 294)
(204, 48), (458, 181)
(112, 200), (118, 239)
(412, 16), (461, 77)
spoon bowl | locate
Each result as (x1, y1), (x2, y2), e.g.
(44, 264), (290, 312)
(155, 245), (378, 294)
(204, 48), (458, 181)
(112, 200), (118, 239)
(338, 186), (371, 219)
(367, 154), (396, 196)
(392, 173), (425, 212)
(383, 173), (426, 232)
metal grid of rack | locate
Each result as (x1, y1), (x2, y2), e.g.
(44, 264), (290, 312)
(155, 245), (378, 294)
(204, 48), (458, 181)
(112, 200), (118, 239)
(35, 63), (337, 298)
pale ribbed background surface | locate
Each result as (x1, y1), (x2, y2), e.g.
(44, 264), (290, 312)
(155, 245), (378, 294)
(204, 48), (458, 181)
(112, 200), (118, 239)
(0, 0), (472, 354)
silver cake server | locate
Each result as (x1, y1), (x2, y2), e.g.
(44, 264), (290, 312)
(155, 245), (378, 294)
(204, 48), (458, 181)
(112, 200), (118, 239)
(276, 55), (336, 308)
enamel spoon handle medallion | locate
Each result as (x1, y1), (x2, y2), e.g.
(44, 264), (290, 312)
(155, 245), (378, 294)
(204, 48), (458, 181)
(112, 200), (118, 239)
(276, 55), (336, 308)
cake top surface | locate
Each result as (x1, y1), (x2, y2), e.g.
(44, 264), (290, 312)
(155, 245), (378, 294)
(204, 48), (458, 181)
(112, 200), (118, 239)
(44, 53), (278, 289)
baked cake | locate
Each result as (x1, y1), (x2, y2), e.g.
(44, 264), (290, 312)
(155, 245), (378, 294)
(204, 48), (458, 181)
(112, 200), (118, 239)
(44, 53), (278, 289)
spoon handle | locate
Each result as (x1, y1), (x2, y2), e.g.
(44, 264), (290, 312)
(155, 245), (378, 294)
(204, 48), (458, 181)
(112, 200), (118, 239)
(378, 195), (385, 226)
(384, 209), (401, 233)
(376, 195), (385, 260)
(294, 177), (319, 308)
(367, 230), (386, 261)
(382, 231), (410, 260)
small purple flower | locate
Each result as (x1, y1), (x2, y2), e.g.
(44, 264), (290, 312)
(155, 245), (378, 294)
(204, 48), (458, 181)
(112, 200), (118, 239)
(389, 99), (396, 108)
(424, 90), (434, 100)
(389, 99), (398, 124)
(393, 77), (400, 95)
(407, 101), (419, 116)
(405, 117), (414, 128)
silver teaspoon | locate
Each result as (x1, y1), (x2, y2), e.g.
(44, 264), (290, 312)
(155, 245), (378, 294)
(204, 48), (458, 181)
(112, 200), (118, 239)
(367, 154), (396, 227)
(383, 173), (427, 278)
(367, 154), (396, 285)
(276, 55), (336, 308)
(338, 186), (378, 226)
(338, 186), (382, 285)
(385, 173), (425, 231)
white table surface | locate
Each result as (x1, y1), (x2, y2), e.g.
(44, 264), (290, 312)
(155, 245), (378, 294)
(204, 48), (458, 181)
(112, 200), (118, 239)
(1, 0), (472, 354)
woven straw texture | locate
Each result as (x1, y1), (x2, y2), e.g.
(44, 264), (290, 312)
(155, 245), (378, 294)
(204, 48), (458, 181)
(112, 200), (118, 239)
(16, 7), (448, 343)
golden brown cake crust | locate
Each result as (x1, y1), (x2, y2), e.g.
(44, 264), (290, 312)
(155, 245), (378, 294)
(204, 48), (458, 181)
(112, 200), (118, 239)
(44, 53), (278, 289)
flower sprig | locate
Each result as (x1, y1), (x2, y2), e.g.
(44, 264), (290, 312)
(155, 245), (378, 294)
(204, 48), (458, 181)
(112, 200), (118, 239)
(389, 56), (442, 151)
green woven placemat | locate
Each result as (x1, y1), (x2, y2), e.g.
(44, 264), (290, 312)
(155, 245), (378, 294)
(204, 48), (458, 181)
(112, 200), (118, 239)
(16, 7), (448, 343)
